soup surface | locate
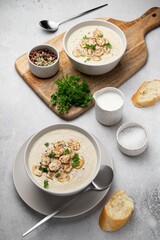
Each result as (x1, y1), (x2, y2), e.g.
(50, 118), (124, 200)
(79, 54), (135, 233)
(67, 25), (123, 65)
(29, 128), (97, 193)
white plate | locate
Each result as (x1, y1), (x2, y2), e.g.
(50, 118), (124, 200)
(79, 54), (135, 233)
(13, 135), (113, 218)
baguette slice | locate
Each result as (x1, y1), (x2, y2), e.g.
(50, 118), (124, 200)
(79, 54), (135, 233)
(99, 190), (134, 232)
(131, 80), (160, 107)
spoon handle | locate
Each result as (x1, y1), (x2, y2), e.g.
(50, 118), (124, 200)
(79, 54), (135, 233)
(22, 186), (92, 237)
(58, 3), (108, 25)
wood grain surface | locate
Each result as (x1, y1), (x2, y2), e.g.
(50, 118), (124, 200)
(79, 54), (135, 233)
(15, 7), (160, 120)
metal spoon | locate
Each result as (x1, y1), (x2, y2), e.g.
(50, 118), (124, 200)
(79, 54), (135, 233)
(39, 3), (108, 32)
(23, 164), (113, 237)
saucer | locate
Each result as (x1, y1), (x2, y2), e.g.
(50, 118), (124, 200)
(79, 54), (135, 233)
(13, 136), (113, 218)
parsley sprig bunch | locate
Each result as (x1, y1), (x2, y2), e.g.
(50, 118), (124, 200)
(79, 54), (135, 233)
(50, 75), (93, 114)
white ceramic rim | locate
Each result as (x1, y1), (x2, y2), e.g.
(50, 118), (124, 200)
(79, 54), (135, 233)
(116, 122), (149, 151)
(28, 44), (59, 69)
(63, 19), (127, 67)
(24, 124), (101, 196)
(93, 87), (125, 112)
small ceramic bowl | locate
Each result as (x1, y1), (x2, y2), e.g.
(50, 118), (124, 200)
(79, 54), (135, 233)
(93, 87), (125, 126)
(28, 44), (59, 78)
(63, 19), (127, 75)
(116, 122), (148, 156)
(24, 124), (101, 196)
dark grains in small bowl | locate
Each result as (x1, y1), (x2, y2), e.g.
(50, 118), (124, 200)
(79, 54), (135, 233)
(28, 44), (59, 78)
(29, 48), (57, 67)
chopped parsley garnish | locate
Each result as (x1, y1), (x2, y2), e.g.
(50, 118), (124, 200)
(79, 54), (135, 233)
(55, 172), (61, 178)
(64, 148), (70, 155)
(85, 44), (96, 51)
(83, 35), (89, 39)
(50, 94), (57, 105)
(48, 151), (55, 158)
(72, 153), (80, 168)
(99, 34), (103, 38)
(44, 179), (49, 188)
(50, 75), (93, 114)
(106, 42), (112, 49)
(44, 142), (49, 147)
(39, 166), (48, 172)
(84, 58), (91, 63)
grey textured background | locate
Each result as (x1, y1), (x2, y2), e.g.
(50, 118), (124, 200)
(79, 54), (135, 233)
(0, 0), (160, 239)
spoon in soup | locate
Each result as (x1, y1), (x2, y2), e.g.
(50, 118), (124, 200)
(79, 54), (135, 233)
(39, 3), (108, 32)
(23, 164), (113, 237)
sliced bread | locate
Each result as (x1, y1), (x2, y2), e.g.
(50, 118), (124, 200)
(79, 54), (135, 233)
(131, 80), (160, 107)
(99, 190), (134, 232)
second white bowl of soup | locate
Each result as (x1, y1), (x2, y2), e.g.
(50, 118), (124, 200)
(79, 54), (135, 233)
(63, 20), (127, 75)
(24, 124), (101, 196)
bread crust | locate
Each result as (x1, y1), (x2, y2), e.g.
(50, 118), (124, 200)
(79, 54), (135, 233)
(99, 190), (134, 232)
(131, 80), (160, 107)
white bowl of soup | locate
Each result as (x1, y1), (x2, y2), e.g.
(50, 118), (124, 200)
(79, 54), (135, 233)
(63, 20), (127, 75)
(24, 124), (101, 196)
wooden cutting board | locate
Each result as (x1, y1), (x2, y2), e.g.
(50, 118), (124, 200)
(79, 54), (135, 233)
(15, 7), (160, 120)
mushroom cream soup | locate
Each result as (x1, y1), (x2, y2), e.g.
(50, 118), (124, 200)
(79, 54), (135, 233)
(67, 25), (123, 65)
(29, 129), (97, 193)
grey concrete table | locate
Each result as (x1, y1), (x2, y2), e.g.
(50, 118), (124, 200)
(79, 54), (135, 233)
(1, 0), (160, 239)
